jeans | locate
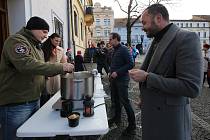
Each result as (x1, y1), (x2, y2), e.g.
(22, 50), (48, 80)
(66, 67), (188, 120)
(0, 100), (40, 140)
(110, 78), (136, 126)
(203, 72), (210, 87)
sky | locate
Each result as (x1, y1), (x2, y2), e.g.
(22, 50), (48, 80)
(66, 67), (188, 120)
(93, 0), (210, 20)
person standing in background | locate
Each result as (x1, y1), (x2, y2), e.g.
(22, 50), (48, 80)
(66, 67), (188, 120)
(74, 50), (85, 72)
(203, 44), (210, 87)
(41, 33), (67, 106)
(108, 32), (136, 136)
(95, 41), (109, 76)
(89, 42), (96, 63)
(129, 4), (202, 140)
(66, 48), (73, 63)
(0, 16), (74, 140)
(131, 45), (139, 65)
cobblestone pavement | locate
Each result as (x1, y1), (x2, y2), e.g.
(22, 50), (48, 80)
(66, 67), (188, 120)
(44, 59), (210, 140)
(1, 57), (207, 140)
(101, 73), (142, 140)
(29, 56), (210, 140)
(191, 86), (210, 140)
(90, 55), (210, 140)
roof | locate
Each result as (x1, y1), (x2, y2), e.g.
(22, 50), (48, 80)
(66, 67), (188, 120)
(114, 18), (140, 27)
(114, 15), (210, 28)
(192, 15), (210, 21)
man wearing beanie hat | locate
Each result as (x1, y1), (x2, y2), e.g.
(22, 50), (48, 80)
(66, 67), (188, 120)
(26, 16), (49, 31)
(0, 16), (74, 140)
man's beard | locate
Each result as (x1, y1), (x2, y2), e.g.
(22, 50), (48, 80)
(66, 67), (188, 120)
(146, 20), (159, 38)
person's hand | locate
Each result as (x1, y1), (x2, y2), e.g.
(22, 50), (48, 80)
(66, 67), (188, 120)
(110, 72), (118, 79)
(62, 63), (74, 73)
(60, 55), (68, 63)
(134, 97), (142, 109)
(129, 69), (148, 82)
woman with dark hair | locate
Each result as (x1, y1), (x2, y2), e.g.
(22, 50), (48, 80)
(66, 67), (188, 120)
(41, 33), (67, 106)
(42, 33), (67, 62)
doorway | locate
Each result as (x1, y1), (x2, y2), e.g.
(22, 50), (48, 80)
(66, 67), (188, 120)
(0, 0), (9, 60)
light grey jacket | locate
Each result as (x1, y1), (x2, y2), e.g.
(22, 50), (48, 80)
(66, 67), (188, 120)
(140, 24), (203, 140)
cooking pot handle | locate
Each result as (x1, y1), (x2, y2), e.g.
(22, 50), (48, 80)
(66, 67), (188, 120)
(91, 69), (98, 76)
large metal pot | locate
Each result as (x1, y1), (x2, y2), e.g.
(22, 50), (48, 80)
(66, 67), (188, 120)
(61, 71), (94, 100)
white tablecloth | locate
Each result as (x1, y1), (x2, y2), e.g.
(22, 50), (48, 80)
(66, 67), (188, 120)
(17, 75), (109, 137)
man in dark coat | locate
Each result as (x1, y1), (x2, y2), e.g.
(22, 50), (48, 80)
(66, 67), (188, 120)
(108, 32), (136, 136)
(95, 41), (109, 75)
(129, 4), (202, 140)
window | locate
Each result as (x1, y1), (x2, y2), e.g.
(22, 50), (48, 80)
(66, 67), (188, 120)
(104, 18), (110, 26)
(96, 29), (101, 36)
(104, 19), (107, 25)
(181, 23), (183, 27)
(107, 19), (110, 25)
(54, 17), (63, 47)
(203, 23), (205, 27)
(190, 23), (192, 27)
(197, 23), (199, 27)
(204, 32), (206, 38)
(177, 23), (179, 26)
(74, 11), (78, 36)
(131, 35), (136, 43)
(198, 32), (200, 37)
(95, 19), (100, 26)
(104, 29), (110, 37)
(186, 23), (188, 27)
(81, 22), (83, 41)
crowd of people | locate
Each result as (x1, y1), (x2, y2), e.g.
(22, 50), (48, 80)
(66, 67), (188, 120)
(0, 3), (205, 140)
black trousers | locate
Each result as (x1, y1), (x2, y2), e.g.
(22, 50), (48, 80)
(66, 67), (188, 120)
(97, 63), (109, 75)
(203, 72), (210, 87)
(110, 78), (136, 126)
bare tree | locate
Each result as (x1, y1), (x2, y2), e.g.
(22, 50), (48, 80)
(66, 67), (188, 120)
(114, 0), (180, 46)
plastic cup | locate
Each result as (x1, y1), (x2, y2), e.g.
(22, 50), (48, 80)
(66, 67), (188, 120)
(67, 112), (80, 127)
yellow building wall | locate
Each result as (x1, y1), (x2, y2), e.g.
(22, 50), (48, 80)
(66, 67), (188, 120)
(71, 0), (93, 56)
(72, 0), (85, 55)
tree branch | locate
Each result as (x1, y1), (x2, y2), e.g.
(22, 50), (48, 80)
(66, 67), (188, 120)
(130, 14), (141, 27)
(130, 0), (138, 12)
(114, 0), (179, 45)
(114, 0), (128, 14)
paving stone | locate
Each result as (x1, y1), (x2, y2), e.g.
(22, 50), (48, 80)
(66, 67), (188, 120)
(93, 59), (210, 140)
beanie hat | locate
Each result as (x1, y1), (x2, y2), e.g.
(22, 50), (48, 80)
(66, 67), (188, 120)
(203, 44), (210, 49)
(26, 16), (49, 31)
(77, 50), (81, 55)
